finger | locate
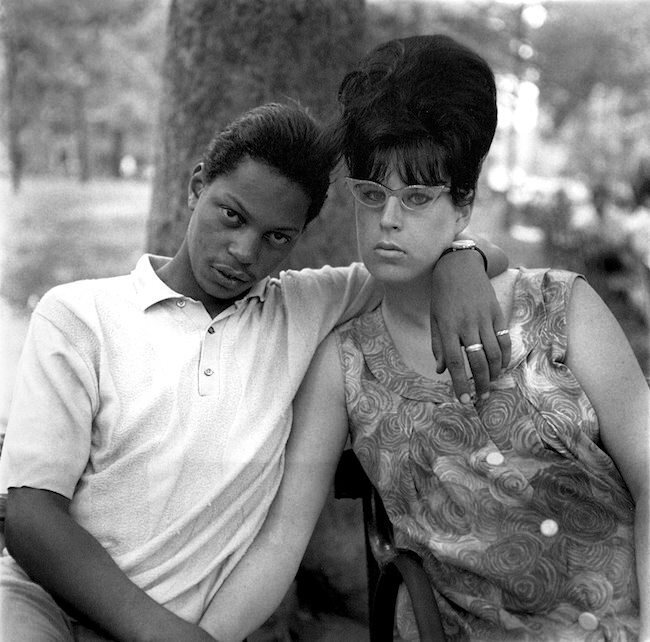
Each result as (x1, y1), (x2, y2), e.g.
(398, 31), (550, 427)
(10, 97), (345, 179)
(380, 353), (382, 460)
(444, 343), (473, 404)
(480, 330), (503, 381)
(492, 308), (512, 370)
(464, 343), (490, 400)
(496, 328), (512, 370)
(430, 318), (446, 373)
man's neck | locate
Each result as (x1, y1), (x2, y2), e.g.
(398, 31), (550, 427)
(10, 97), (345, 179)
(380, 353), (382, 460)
(153, 252), (250, 319)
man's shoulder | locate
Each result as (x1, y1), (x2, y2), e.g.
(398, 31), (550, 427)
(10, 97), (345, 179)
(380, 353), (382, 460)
(35, 272), (135, 319)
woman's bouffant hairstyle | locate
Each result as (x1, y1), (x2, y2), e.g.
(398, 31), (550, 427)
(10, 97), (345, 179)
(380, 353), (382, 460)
(201, 102), (337, 225)
(334, 35), (498, 207)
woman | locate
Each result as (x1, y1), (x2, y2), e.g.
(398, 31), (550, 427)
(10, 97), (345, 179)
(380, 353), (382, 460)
(297, 35), (649, 640)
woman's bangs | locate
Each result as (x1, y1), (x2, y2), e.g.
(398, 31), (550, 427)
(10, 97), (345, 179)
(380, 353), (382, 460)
(366, 140), (448, 186)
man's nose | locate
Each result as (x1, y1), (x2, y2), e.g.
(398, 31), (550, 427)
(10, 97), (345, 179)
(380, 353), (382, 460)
(229, 231), (260, 264)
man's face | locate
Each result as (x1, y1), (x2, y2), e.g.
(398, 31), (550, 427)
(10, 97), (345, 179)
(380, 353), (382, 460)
(185, 158), (310, 302)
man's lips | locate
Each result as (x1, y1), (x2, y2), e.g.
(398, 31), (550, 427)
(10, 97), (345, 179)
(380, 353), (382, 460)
(210, 263), (251, 283)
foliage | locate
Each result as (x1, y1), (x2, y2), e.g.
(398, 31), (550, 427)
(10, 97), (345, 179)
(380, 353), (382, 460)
(2, 0), (167, 180)
(5, 0), (650, 191)
(532, 1), (650, 131)
(363, 1), (650, 191)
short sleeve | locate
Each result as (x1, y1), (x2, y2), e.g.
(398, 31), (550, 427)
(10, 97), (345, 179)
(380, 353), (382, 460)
(0, 304), (98, 500)
(541, 269), (583, 364)
(280, 262), (379, 344)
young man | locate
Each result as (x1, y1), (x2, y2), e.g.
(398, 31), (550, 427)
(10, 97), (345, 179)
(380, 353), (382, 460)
(0, 102), (508, 641)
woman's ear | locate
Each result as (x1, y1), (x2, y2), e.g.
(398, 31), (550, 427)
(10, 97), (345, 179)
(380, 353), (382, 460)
(187, 162), (205, 209)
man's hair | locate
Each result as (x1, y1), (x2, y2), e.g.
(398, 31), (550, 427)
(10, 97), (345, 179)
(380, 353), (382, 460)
(201, 102), (336, 225)
(334, 35), (498, 206)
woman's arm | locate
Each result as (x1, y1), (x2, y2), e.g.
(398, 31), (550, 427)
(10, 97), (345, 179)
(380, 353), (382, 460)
(199, 334), (349, 641)
(565, 278), (650, 639)
(5, 487), (216, 642)
(430, 232), (511, 404)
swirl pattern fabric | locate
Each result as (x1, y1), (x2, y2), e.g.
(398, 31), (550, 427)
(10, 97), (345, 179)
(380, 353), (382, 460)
(336, 268), (639, 641)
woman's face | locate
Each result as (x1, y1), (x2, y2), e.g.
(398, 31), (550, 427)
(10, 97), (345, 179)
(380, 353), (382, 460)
(354, 168), (470, 287)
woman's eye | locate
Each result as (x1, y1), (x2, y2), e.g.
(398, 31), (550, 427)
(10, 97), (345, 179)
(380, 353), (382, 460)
(363, 189), (385, 203)
(405, 191), (432, 207)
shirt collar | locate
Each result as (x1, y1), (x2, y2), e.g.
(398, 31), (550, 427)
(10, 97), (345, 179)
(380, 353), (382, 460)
(132, 254), (269, 311)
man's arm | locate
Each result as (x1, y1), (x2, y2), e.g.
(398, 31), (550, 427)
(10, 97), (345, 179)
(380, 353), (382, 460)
(199, 333), (349, 641)
(6, 489), (215, 642)
(565, 278), (650, 639)
(430, 232), (511, 404)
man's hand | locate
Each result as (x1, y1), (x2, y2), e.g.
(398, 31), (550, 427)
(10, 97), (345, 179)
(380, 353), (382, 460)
(5, 487), (217, 642)
(430, 250), (511, 403)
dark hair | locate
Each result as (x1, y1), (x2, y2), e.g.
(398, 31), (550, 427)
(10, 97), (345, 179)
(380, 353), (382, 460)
(335, 35), (498, 206)
(202, 103), (336, 225)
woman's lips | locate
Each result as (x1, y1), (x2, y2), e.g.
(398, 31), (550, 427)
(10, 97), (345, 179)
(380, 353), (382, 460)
(374, 241), (405, 255)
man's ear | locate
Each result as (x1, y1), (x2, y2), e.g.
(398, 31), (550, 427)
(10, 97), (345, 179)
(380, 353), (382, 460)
(454, 204), (473, 235)
(188, 162), (205, 210)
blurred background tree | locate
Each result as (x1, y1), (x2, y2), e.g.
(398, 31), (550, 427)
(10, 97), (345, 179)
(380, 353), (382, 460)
(4, 0), (650, 211)
(2, 0), (166, 189)
(147, 0), (364, 259)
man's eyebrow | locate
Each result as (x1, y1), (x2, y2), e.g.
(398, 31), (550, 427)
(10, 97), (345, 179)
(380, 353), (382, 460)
(215, 191), (250, 217)
(217, 191), (302, 233)
(272, 224), (303, 233)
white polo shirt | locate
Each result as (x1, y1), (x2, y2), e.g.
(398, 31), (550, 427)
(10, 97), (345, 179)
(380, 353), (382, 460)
(0, 255), (375, 622)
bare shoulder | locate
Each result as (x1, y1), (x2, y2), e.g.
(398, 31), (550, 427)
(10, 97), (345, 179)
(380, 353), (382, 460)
(298, 332), (345, 404)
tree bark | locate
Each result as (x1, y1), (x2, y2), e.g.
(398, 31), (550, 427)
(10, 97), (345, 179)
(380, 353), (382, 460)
(147, 0), (366, 258)
(73, 84), (91, 183)
(4, 0), (23, 192)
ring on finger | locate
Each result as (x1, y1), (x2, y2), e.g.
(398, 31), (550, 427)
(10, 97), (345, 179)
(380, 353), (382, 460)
(496, 329), (510, 337)
(465, 343), (484, 353)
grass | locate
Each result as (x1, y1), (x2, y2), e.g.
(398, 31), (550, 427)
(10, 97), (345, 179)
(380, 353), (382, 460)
(0, 177), (151, 308)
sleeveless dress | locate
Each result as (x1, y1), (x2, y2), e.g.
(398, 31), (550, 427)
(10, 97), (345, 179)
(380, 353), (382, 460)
(336, 268), (639, 641)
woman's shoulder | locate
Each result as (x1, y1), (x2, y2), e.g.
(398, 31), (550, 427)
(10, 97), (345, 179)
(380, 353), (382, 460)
(491, 268), (582, 312)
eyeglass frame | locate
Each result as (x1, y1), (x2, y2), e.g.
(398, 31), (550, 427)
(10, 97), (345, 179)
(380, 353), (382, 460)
(345, 177), (451, 211)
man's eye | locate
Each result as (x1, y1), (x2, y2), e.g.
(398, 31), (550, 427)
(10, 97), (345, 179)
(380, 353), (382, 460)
(220, 207), (242, 224)
(267, 232), (292, 247)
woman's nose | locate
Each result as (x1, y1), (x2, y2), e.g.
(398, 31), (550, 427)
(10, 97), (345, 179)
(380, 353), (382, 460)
(379, 195), (404, 230)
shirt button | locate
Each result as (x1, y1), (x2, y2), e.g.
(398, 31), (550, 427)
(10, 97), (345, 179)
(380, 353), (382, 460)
(540, 519), (559, 537)
(204, 368), (214, 376)
(176, 299), (186, 308)
(486, 452), (504, 466)
(578, 612), (599, 631)
(207, 326), (215, 334)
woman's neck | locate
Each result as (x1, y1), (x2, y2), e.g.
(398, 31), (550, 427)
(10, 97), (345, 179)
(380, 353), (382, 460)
(381, 279), (432, 330)
(380, 280), (446, 379)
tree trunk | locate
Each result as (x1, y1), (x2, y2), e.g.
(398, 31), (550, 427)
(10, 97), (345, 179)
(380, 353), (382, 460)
(73, 84), (91, 183)
(147, 0), (366, 257)
(110, 129), (124, 178)
(4, 1), (23, 192)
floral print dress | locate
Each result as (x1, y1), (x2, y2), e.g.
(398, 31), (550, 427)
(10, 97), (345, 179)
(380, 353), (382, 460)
(336, 268), (639, 641)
